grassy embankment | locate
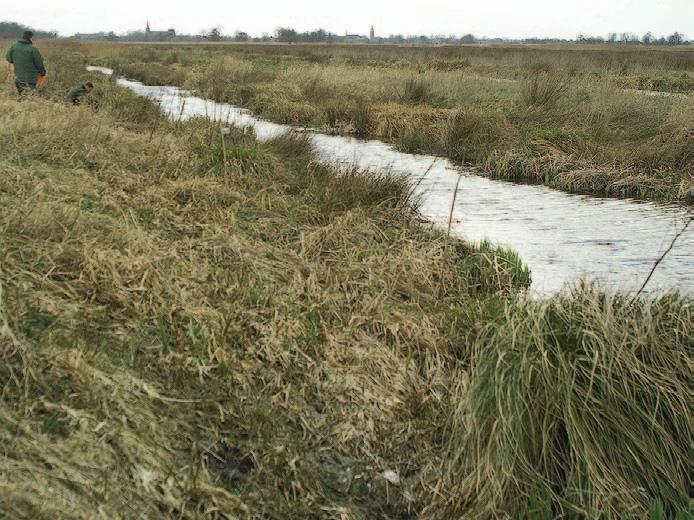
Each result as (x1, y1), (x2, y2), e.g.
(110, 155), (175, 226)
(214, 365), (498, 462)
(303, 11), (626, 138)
(92, 42), (694, 203)
(0, 41), (692, 518)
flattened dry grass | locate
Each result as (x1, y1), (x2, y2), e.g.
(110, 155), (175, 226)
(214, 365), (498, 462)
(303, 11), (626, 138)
(0, 89), (519, 518)
(0, 78), (690, 518)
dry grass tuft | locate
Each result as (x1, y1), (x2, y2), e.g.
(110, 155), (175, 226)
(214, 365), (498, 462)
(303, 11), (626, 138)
(423, 286), (692, 518)
(522, 72), (568, 107)
(402, 77), (433, 104)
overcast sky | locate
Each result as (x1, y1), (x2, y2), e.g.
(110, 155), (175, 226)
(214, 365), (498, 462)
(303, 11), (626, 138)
(5, 0), (693, 39)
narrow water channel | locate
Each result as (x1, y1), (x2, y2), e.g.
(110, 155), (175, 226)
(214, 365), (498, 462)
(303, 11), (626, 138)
(88, 66), (693, 296)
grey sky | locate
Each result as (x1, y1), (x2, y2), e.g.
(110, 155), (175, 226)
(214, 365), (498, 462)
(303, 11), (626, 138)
(5, 0), (693, 39)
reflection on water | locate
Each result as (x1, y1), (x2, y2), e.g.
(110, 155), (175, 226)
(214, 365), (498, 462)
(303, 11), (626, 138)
(88, 67), (693, 296)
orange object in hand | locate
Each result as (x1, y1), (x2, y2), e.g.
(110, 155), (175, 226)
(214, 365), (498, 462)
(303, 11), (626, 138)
(37, 74), (47, 87)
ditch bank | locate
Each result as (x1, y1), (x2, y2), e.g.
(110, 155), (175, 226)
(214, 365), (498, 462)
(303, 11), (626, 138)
(88, 66), (694, 296)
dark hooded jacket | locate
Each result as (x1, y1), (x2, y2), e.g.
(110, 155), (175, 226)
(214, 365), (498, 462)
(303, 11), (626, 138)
(5, 39), (46, 84)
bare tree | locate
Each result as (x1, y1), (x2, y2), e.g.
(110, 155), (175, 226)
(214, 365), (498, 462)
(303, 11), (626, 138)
(667, 32), (684, 45)
(275, 27), (298, 43)
(207, 26), (223, 41)
(620, 32), (637, 44)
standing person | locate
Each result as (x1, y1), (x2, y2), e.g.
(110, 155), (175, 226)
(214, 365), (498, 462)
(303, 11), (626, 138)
(4, 30), (46, 97)
(66, 82), (94, 105)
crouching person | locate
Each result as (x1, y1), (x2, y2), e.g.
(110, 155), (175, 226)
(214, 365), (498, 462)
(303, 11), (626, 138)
(66, 82), (94, 105)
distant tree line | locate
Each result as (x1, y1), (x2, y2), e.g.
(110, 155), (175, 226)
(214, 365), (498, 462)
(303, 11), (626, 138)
(0, 21), (56, 39)
(271, 28), (475, 44)
(0, 20), (690, 46)
(219, 28), (692, 46)
(577, 31), (686, 45)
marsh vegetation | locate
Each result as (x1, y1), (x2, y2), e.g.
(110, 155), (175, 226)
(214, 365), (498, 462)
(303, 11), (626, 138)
(0, 41), (691, 518)
(91, 42), (694, 203)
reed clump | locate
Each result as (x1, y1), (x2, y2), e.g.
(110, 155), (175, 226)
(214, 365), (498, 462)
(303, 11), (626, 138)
(522, 71), (568, 107)
(350, 100), (374, 136)
(402, 76), (433, 104)
(441, 109), (503, 163)
(424, 286), (692, 519)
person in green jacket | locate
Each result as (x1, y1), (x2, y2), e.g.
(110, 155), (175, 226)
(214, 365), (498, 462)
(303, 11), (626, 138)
(5, 30), (46, 97)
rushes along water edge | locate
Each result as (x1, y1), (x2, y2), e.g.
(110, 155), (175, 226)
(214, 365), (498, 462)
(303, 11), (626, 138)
(0, 56), (691, 518)
(90, 42), (694, 204)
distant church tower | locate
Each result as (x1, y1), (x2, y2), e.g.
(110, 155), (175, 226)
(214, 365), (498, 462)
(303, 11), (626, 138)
(146, 20), (151, 34)
(369, 25), (375, 41)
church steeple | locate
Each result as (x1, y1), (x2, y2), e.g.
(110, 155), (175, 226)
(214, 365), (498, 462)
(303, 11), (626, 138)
(146, 20), (151, 33)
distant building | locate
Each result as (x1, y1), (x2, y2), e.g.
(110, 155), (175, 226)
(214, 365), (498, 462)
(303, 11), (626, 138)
(145, 21), (175, 42)
(344, 33), (369, 43)
(74, 32), (118, 41)
(74, 33), (104, 40)
(370, 25), (375, 41)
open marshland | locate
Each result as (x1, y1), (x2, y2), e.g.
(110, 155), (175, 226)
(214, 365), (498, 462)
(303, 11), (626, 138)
(0, 40), (691, 518)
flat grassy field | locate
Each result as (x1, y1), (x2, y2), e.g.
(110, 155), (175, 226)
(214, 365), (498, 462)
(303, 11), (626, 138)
(87, 41), (694, 203)
(0, 41), (691, 518)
